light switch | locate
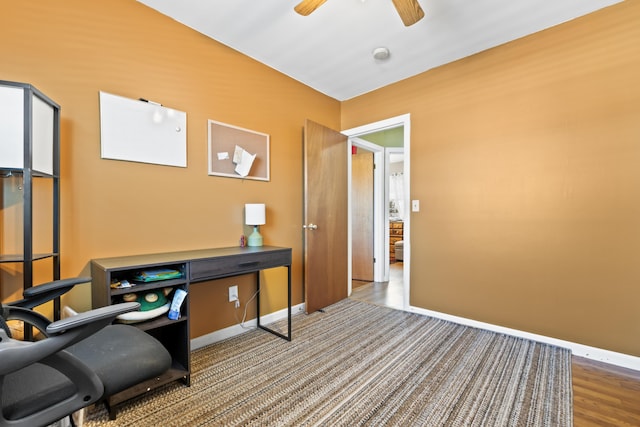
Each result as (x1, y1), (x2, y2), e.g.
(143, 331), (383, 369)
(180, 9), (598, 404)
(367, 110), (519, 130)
(412, 200), (420, 212)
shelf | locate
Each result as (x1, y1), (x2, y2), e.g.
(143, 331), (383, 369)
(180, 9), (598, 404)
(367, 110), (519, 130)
(123, 314), (188, 332)
(1, 81), (61, 316)
(0, 169), (57, 179)
(109, 278), (187, 296)
(106, 364), (189, 413)
(91, 255), (192, 416)
(0, 253), (58, 263)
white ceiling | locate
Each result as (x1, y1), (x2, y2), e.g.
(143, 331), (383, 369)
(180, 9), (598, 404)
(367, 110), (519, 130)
(137, 0), (622, 101)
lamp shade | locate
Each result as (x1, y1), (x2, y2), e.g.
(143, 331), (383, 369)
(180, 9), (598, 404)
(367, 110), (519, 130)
(245, 203), (266, 226)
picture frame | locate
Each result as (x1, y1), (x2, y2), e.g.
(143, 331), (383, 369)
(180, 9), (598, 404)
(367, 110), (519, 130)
(208, 120), (270, 181)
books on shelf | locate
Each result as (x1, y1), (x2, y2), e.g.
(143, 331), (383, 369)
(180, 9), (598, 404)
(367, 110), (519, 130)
(134, 268), (182, 282)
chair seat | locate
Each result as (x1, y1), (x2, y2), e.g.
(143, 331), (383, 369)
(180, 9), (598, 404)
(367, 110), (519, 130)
(68, 324), (172, 396)
(3, 364), (79, 420)
(1, 279), (173, 426)
(2, 325), (171, 422)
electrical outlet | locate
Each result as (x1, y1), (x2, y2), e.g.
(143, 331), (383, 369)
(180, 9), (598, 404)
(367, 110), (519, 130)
(228, 285), (238, 302)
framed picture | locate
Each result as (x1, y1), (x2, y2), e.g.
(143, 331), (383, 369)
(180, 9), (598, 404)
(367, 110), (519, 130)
(208, 120), (270, 181)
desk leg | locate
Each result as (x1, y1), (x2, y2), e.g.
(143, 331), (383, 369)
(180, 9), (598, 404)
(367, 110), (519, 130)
(256, 265), (292, 341)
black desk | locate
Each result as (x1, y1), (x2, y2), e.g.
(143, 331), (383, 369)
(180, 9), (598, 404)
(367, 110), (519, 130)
(188, 246), (292, 340)
(93, 245), (292, 341)
(91, 245), (292, 417)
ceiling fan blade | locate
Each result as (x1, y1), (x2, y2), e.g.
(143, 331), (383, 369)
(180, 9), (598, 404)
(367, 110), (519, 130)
(294, 0), (328, 16)
(391, 0), (425, 26)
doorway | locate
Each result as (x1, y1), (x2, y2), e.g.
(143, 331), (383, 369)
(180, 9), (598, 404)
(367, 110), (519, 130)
(344, 114), (411, 310)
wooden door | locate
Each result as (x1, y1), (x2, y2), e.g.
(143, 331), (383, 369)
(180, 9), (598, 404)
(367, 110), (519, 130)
(352, 151), (374, 281)
(303, 119), (348, 313)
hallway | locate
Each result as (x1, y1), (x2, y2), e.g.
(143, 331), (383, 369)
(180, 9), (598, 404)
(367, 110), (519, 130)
(351, 262), (403, 310)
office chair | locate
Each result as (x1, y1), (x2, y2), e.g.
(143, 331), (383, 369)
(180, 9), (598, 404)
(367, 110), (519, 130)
(1, 277), (172, 427)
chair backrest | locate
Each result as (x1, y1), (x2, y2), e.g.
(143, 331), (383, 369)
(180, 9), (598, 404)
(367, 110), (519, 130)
(0, 302), (107, 426)
(0, 307), (12, 338)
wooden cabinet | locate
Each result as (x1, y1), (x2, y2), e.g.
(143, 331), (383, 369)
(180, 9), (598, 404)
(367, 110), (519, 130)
(389, 221), (403, 262)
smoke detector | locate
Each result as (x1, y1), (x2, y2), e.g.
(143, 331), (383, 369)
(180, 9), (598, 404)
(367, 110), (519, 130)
(372, 47), (390, 60)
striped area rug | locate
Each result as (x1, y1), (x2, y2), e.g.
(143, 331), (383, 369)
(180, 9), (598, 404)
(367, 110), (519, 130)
(83, 299), (572, 426)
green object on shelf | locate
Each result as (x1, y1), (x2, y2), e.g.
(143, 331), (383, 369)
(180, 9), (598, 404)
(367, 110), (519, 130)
(134, 268), (182, 282)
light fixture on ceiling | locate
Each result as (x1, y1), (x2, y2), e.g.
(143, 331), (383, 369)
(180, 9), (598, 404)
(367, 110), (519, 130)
(372, 47), (390, 61)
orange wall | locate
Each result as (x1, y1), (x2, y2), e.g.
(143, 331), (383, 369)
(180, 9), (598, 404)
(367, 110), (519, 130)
(3, 1), (640, 357)
(1, 0), (340, 335)
(343, 1), (640, 356)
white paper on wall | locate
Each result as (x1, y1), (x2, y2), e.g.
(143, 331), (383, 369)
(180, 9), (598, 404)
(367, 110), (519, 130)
(233, 145), (256, 177)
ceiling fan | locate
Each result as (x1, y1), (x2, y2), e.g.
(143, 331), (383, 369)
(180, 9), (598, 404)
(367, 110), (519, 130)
(294, 0), (425, 27)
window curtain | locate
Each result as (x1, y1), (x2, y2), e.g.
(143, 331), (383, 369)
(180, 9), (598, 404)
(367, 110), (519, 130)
(389, 172), (404, 220)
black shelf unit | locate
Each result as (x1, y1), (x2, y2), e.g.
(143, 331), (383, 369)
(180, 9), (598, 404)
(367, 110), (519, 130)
(91, 258), (191, 418)
(0, 80), (61, 318)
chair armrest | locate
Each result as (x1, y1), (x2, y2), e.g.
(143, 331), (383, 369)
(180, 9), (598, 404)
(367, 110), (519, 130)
(46, 302), (140, 334)
(10, 277), (92, 310)
(2, 305), (52, 338)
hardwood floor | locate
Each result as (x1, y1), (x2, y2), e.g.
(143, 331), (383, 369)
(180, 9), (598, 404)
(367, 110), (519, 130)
(572, 357), (640, 426)
(350, 263), (640, 426)
(351, 261), (404, 309)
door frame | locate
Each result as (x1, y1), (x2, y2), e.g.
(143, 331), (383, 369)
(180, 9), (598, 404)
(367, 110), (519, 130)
(343, 114), (411, 310)
(385, 145), (405, 272)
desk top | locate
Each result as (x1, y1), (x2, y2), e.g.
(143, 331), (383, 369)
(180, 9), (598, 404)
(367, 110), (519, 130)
(91, 246), (291, 271)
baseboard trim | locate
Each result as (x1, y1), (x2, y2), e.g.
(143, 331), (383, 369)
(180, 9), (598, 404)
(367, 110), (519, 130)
(191, 303), (306, 350)
(409, 305), (640, 372)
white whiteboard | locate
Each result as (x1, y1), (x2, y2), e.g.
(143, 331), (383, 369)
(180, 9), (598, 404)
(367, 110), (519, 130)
(99, 91), (187, 167)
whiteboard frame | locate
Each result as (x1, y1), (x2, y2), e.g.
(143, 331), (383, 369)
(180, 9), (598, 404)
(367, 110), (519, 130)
(99, 91), (187, 168)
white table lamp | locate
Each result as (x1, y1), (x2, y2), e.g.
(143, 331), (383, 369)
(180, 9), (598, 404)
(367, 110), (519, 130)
(245, 203), (266, 247)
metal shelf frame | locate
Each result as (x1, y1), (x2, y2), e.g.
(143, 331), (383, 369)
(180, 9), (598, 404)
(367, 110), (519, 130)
(1, 80), (61, 319)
